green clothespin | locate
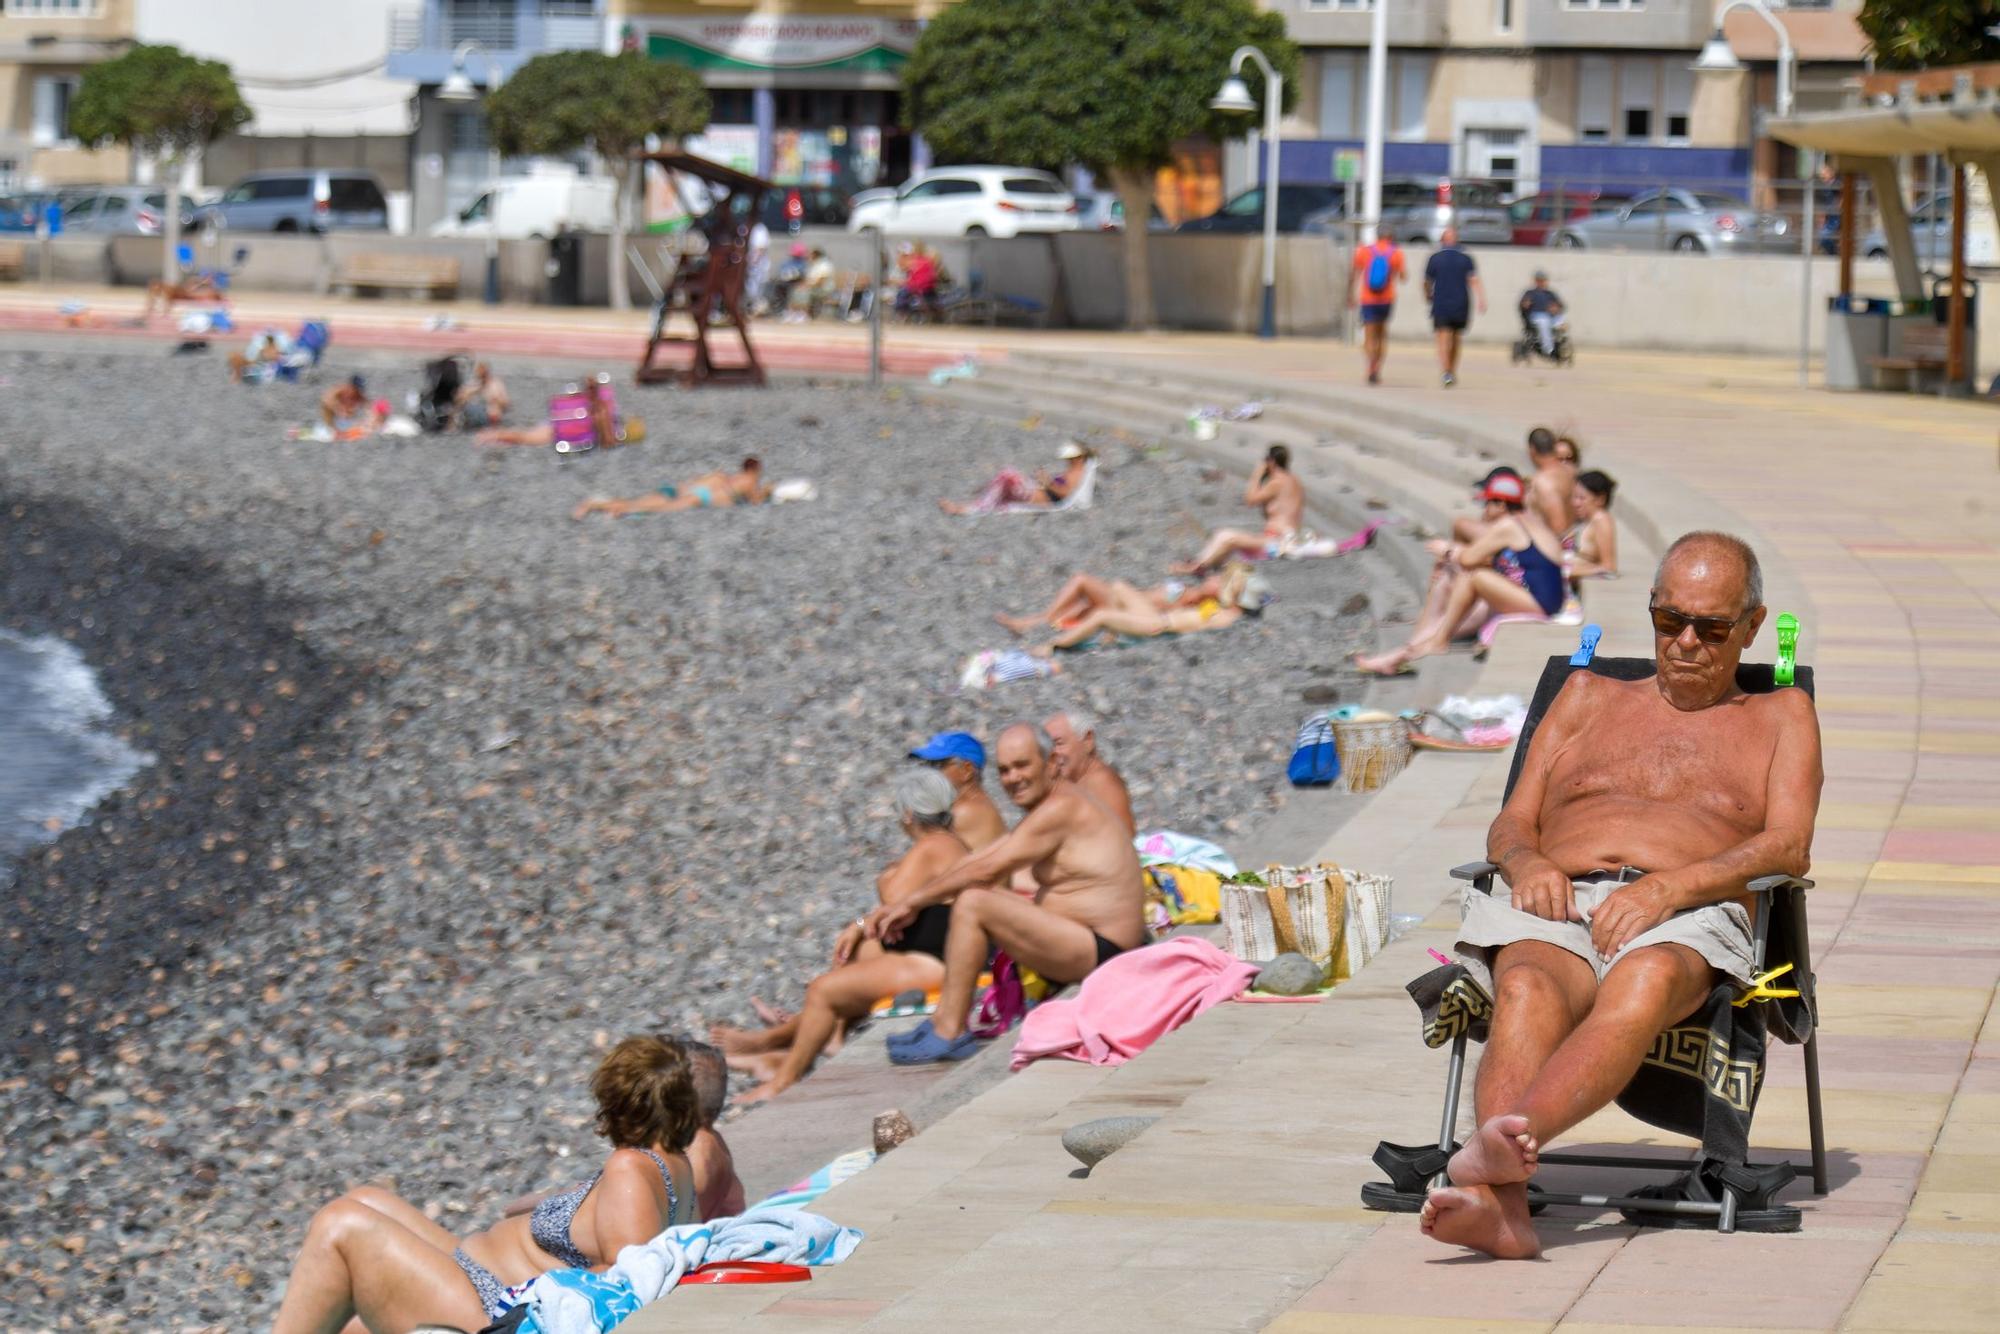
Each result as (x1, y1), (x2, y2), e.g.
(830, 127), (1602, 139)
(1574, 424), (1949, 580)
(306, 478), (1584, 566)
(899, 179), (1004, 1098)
(1774, 613), (1799, 686)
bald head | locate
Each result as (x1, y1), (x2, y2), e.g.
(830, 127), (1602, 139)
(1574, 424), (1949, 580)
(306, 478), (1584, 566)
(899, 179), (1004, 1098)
(994, 723), (1055, 810)
(1654, 532), (1762, 616)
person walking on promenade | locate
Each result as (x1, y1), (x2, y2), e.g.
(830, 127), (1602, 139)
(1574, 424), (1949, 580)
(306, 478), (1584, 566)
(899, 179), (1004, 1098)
(1350, 227), (1406, 386)
(1424, 227), (1485, 388)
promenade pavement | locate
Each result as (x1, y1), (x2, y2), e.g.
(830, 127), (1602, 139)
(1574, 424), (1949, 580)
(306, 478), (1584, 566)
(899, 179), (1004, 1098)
(9, 287), (1996, 1328)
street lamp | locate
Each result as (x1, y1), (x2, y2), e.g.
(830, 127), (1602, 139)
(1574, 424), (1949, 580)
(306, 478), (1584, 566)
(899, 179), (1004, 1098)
(1692, 1), (1794, 120)
(1211, 46), (1282, 339)
(439, 40), (504, 304)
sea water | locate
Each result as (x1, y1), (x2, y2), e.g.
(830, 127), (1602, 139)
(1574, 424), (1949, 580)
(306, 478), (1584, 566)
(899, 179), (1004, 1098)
(0, 628), (152, 870)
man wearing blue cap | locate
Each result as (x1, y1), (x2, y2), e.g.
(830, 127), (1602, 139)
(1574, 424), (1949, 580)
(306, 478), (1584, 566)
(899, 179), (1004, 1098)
(909, 731), (1006, 852)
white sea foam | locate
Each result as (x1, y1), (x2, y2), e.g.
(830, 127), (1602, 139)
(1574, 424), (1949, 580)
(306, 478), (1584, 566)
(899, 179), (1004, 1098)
(0, 628), (153, 860)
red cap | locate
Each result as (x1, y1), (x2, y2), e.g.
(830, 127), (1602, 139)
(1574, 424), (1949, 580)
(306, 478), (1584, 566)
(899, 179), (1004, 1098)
(1480, 473), (1526, 504)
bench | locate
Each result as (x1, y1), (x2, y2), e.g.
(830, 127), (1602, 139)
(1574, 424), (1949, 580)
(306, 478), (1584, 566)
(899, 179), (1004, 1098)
(335, 253), (460, 300)
(0, 240), (25, 281)
(1869, 322), (1950, 390)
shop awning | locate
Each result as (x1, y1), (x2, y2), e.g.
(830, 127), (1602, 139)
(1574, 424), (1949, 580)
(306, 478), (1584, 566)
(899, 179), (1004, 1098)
(1768, 102), (2000, 157)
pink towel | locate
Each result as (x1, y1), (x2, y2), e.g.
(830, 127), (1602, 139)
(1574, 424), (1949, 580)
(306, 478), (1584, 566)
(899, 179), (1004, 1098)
(1009, 937), (1259, 1071)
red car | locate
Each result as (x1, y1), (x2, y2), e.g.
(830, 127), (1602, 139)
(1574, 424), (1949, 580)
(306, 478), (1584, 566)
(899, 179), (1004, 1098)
(1507, 188), (1635, 247)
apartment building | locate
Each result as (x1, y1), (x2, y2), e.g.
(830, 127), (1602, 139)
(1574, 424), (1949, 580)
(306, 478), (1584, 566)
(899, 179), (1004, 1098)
(1258, 0), (1867, 196)
(0, 0), (135, 192)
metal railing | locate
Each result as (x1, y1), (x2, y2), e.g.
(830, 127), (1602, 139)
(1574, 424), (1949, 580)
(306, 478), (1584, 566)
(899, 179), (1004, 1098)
(387, 4), (521, 54)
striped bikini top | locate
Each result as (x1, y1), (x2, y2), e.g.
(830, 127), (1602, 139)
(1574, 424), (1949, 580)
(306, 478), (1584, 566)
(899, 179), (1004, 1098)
(529, 1148), (679, 1269)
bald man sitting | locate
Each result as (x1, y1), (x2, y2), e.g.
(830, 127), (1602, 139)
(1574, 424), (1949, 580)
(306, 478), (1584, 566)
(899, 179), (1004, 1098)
(867, 723), (1148, 1064)
(1422, 531), (1822, 1260)
(1045, 708), (1134, 835)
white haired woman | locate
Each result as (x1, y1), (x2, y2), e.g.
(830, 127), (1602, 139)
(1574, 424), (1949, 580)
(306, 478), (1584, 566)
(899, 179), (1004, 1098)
(712, 769), (969, 1103)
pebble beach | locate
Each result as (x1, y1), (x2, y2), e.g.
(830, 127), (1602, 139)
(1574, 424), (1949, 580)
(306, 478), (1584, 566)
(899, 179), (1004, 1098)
(0, 345), (1388, 1327)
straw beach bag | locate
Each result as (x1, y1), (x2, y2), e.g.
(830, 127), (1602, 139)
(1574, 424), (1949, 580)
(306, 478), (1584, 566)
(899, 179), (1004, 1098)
(1222, 863), (1395, 983)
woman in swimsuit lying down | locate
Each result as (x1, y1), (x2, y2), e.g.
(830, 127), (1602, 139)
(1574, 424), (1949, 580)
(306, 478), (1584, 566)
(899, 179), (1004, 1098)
(1030, 561), (1271, 655)
(995, 569), (1225, 636)
(711, 769), (968, 1104)
(571, 457), (770, 519)
(271, 1035), (701, 1333)
(939, 442), (1095, 515)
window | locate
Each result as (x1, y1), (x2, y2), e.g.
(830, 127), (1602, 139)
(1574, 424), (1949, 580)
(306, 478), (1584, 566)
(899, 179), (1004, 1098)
(933, 179), (982, 196)
(1001, 177), (1063, 195)
(4, 1), (102, 15)
(1624, 108), (1651, 139)
(1497, 0), (1513, 32)
(899, 181), (940, 200)
(540, 1), (594, 14)
(460, 192), (491, 223)
(31, 75), (78, 147)
(254, 177), (311, 200)
(1222, 188), (1265, 217)
(1565, 0), (1645, 8)
(1319, 53), (1358, 138)
(1625, 196), (1668, 217)
(1303, 0), (1373, 9)
(328, 177), (386, 211)
(1394, 54), (1434, 141)
(1577, 57), (1612, 143)
(1663, 62), (1693, 145)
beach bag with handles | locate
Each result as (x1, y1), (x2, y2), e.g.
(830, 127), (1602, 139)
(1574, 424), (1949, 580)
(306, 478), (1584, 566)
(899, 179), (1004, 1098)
(1222, 862), (1394, 983)
(1287, 712), (1341, 786)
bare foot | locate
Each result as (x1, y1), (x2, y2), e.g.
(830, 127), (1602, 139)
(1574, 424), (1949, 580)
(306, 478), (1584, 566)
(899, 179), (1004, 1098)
(1350, 650), (1411, 677)
(750, 997), (793, 1028)
(722, 1047), (786, 1079)
(1447, 1113), (1538, 1187)
(710, 1024), (777, 1057)
(733, 1075), (793, 1106)
(571, 499), (606, 520)
(1420, 1184), (1541, 1259)
(994, 613), (1038, 636)
(1168, 559), (1203, 576)
(938, 500), (966, 515)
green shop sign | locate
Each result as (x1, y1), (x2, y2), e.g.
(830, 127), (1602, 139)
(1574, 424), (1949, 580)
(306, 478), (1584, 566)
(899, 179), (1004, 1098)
(645, 16), (919, 74)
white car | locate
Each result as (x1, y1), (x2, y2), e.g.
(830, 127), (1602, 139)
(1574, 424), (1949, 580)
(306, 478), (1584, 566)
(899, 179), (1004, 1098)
(846, 166), (1077, 238)
(430, 172), (617, 241)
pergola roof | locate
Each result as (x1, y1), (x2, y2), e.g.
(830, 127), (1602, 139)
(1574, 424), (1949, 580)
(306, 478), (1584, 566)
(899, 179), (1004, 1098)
(1769, 102), (2000, 157)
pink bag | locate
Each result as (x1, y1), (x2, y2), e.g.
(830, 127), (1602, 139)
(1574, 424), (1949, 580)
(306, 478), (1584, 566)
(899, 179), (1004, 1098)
(969, 952), (1028, 1039)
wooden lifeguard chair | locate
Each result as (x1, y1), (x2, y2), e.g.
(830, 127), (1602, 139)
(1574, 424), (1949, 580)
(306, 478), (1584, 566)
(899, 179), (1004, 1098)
(634, 151), (774, 388)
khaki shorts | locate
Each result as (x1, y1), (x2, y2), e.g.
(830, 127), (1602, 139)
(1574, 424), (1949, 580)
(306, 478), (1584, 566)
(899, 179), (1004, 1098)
(1455, 871), (1757, 992)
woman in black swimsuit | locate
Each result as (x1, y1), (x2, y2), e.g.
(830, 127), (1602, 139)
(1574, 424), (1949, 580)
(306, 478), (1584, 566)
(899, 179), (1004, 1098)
(714, 769), (972, 1103)
(272, 1035), (700, 1333)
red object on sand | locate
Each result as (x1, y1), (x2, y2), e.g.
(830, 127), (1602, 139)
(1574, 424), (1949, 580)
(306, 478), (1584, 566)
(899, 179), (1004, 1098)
(681, 1261), (811, 1285)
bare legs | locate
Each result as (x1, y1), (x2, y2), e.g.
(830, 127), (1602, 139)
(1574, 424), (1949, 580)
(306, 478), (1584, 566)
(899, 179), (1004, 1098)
(476, 424), (556, 448)
(1363, 319), (1389, 383)
(1173, 529), (1267, 575)
(997, 574), (1134, 635)
(1421, 941), (1714, 1259)
(1435, 328), (1462, 381)
(1035, 605), (1171, 653)
(730, 950), (944, 1103)
(572, 493), (697, 520)
(1354, 567), (1542, 675)
(271, 1186), (488, 1334)
(929, 889), (1109, 1040)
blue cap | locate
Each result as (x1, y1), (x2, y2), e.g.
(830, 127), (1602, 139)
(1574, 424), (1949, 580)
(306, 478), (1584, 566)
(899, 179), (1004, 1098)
(910, 731), (985, 768)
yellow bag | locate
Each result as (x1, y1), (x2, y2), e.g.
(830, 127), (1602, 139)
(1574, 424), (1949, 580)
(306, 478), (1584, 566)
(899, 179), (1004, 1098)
(1147, 864), (1224, 925)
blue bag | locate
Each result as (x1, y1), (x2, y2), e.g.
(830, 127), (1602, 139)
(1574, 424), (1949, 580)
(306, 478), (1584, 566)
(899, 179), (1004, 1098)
(1287, 713), (1341, 786)
(1365, 248), (1392, 296)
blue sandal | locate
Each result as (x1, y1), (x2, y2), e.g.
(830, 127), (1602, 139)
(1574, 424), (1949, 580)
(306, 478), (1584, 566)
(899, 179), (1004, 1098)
(889, 1021), (979, 1065)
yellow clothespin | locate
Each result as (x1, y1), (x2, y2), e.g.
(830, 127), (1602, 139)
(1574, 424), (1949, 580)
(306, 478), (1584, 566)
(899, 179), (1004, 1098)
(1733, 961), (1800, 1007)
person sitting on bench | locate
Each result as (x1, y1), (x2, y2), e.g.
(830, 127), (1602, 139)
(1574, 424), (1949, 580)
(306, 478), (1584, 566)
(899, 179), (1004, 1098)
(1421, 531), (1822, 1259)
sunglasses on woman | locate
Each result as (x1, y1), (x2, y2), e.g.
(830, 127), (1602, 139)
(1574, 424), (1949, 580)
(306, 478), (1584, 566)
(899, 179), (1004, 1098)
(1649, 603), (1747, 645)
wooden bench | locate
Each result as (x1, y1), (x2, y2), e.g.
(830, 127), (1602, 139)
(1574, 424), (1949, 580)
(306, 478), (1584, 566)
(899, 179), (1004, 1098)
(335, 253), (460, 300)
(1869, 322), (1950, 389)
(0, 240), (25, 281)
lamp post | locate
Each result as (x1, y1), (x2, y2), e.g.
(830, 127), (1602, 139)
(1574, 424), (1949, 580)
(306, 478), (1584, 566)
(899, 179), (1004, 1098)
(1692, 1), (1794, 120)
(439, 40), (504, 304)
(1362, 0), (1387, 234)
(1211, 46), (1283, 339)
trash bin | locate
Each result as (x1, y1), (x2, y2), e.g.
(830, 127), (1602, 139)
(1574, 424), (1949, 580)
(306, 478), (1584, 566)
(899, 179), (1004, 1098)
(548, 232), (585, 306)
(1933, 276), (1979, 389)
(1824, 295), (1887, 391)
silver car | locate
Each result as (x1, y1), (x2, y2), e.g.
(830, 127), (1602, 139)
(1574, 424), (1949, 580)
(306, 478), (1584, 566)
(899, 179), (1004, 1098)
(59, 186), (195, 237)
(1300, 177), (1513, 246)
(1551, 188), (1791, 255)
(1859, 192), (1963, 265)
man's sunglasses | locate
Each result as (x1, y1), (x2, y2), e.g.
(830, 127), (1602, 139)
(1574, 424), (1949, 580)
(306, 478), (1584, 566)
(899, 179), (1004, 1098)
(1649, 603), (1747, 645)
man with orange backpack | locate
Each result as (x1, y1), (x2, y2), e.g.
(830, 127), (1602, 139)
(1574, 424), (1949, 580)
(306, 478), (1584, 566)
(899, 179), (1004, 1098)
(1349, 226), (1406, 386)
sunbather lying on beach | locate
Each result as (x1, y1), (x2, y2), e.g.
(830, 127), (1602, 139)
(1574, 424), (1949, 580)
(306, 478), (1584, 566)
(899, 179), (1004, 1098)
(711, 770), (969, 1103)
(939, 442), (1094, 515)
(1032, 562), (1270, 655)
(142, 269), (224, 318)
(477, 375), (634, 449)
(570, 457), (770, 519)
(1171, 445), (1306, 573)
(272, 1035), (702, 1333)
(996, 570), (1225, 636)
(1352, 472), (1565, 676)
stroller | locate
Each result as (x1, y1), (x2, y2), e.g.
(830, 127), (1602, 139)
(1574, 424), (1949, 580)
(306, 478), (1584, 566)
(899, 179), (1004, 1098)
(417, 353), (474, 433)
(1511, 309), (1573, 367)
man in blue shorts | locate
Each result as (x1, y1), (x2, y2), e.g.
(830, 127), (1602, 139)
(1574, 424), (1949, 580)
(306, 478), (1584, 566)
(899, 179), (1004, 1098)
(1424, 226), (1485, 388)
(1349, 227), (1406, 385)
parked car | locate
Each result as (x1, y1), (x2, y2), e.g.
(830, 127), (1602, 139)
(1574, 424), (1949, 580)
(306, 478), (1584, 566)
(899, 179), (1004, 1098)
(758, 186), (851, 232)
(846, 166), (1077, 238)
(1178, 183), (1345, 234)
(0, 194), (42, 232)
(1074, 192), (1170, 232)
(1857, 192), (1982, 265)
(430, 172), (616, 240)
(1377, 177), (1513, 246)
(58, 186), (196, 237)
(1506, 187), (1636, 247)
(1550, 188), (1792, 255)
(199, 169), (388, 233)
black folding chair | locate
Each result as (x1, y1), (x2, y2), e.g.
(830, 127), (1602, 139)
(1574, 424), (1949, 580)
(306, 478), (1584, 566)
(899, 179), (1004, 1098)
(1361, 654), (1827, 1233)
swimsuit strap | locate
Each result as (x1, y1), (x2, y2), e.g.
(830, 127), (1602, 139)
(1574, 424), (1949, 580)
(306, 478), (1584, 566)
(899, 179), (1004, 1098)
(638, 1147), (681, 1224)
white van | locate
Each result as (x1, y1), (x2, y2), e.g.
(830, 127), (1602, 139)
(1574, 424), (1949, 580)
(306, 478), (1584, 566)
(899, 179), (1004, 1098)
(429, 172), (618, 240)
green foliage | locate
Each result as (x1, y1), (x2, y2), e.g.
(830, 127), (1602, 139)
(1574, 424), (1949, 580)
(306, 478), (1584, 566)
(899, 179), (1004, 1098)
(1857, 0), (2000, 70)
(70, 44), (250, 158)
(903, 0), (1299, 175)
(485, 50), (710, 162)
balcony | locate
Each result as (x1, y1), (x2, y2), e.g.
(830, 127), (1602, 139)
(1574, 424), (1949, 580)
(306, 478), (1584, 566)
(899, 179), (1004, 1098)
(1282, 0), (1449, 48)
(1520, 0), (1714, 51)
(386, 3), (602, 84)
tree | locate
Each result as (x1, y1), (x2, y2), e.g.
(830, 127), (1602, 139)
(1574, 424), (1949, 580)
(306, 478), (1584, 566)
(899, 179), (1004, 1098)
(486, 50), (709, 311)
(71, 44), (250, 282)
(1857, 0), (2000, 69)
(903, 0), (1298, 331)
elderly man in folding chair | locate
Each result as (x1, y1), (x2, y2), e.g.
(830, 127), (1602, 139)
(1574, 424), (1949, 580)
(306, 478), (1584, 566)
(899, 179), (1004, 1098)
(1422, 531), (1822, 1258)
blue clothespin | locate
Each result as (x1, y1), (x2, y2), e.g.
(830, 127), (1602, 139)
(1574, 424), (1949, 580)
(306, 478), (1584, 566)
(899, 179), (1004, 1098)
(1569, 623), (1602, 666)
